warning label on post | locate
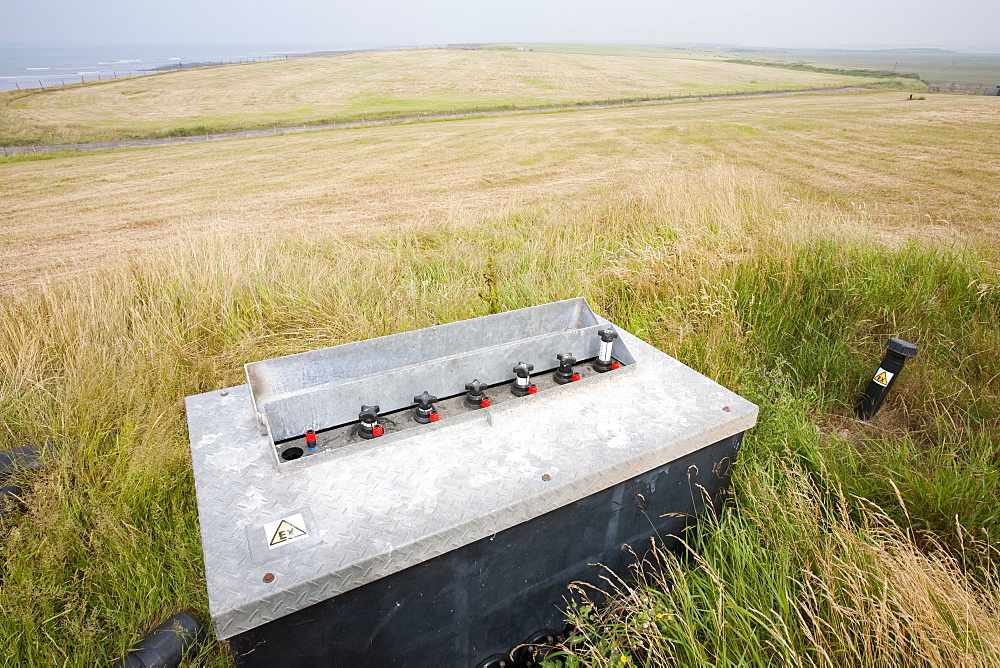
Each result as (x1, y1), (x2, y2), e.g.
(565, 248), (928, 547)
(264, 514), (309, 549)
(872, 368), (894, 387)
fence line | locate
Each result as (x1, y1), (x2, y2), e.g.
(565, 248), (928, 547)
(927, 82), (1000, 95)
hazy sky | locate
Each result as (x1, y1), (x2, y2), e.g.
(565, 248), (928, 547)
(4, 0), (999, 51)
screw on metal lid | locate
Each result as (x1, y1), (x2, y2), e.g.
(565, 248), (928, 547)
(886, 337), (918, 358)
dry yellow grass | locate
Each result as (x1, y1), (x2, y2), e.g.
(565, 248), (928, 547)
(2, 82), (1000, 664)
(2, 91), (997, 288)
(0, 48), (889, 145)
(3, 150), (998, 665)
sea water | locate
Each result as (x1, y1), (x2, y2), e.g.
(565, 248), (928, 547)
(0, 44), (360, 92)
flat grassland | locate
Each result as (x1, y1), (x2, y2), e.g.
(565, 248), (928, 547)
(510, 43), (1000, 86)
(0, 48), (909, 145)
(1, 72), (999, 666)
(716, 47), (1000, 85)
(2, 92), (995, 287)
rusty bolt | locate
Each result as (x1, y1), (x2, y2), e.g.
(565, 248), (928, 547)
(542, 474), (551, 481)
(722, 406), (731, 412)
(263, 573), (275, 583)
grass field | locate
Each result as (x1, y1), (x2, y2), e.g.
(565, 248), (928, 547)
(1, 68), (999, 666)
(2, 91), (996, 288)
(511, 43), (1000, 86)
(0, 48), (914, 146)
(717, 48), (1000, 85)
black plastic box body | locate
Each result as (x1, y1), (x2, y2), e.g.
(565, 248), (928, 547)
(228, 433), (742, 667)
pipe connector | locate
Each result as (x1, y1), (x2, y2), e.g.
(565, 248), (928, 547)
(593, 328), (619, 373)
(358, 405), (384, 438)
(465, 380), (491, 408)
(511, 362), (537, 397)
(413, 391), (440, 423)
(554, 353), (579, 384)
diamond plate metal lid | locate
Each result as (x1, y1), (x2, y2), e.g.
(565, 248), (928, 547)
(185, 303), (758, 640)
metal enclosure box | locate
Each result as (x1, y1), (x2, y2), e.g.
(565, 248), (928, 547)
(184, 298), (758, 666)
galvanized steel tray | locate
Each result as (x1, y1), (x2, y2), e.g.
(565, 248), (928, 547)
(185, 299), (758, 639)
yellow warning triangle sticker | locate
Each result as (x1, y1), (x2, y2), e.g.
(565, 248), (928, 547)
(873, 370), (890, 387)
(269, 519), (307, 546)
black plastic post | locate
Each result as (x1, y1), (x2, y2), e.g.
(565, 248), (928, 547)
(115, 612), (207, 668)
(855, 337), (918, 420)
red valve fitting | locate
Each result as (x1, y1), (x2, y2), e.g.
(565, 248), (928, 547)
(429, 411), (440, 422)
(571, 373), (581, 382)
(372, 425), (384, 437)
(528, 385), (538, 395)
(305, 429), (317, 450)
(480, 397), (492, 408)
(611, 362), (621, 370)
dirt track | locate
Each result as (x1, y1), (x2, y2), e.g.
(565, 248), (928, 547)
(1, 87), (870, 156)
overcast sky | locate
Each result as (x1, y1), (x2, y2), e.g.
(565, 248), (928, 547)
(5, 0), (999, 51)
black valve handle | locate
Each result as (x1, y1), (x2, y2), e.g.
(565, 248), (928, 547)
(465, 379), (487, 397)
(554, 353), (576, 384)
(512, 362), (536, 397)
(513, 362), (534, 378)
(413, 391), (438, 410)
(465, 379), (489, 407)
(594, 328), (619, 373)
(359, 405), (380, 424)
(358, 405), (383, 439)
(413, 391), (439, 424)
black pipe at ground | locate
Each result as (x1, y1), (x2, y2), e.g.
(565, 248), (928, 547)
(0, 484), (25, 516)
(0, 444), (46, 517)
(855, 337), (918, 420)
(0, 444), (46, 479)
(115, 612), (207, 668)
